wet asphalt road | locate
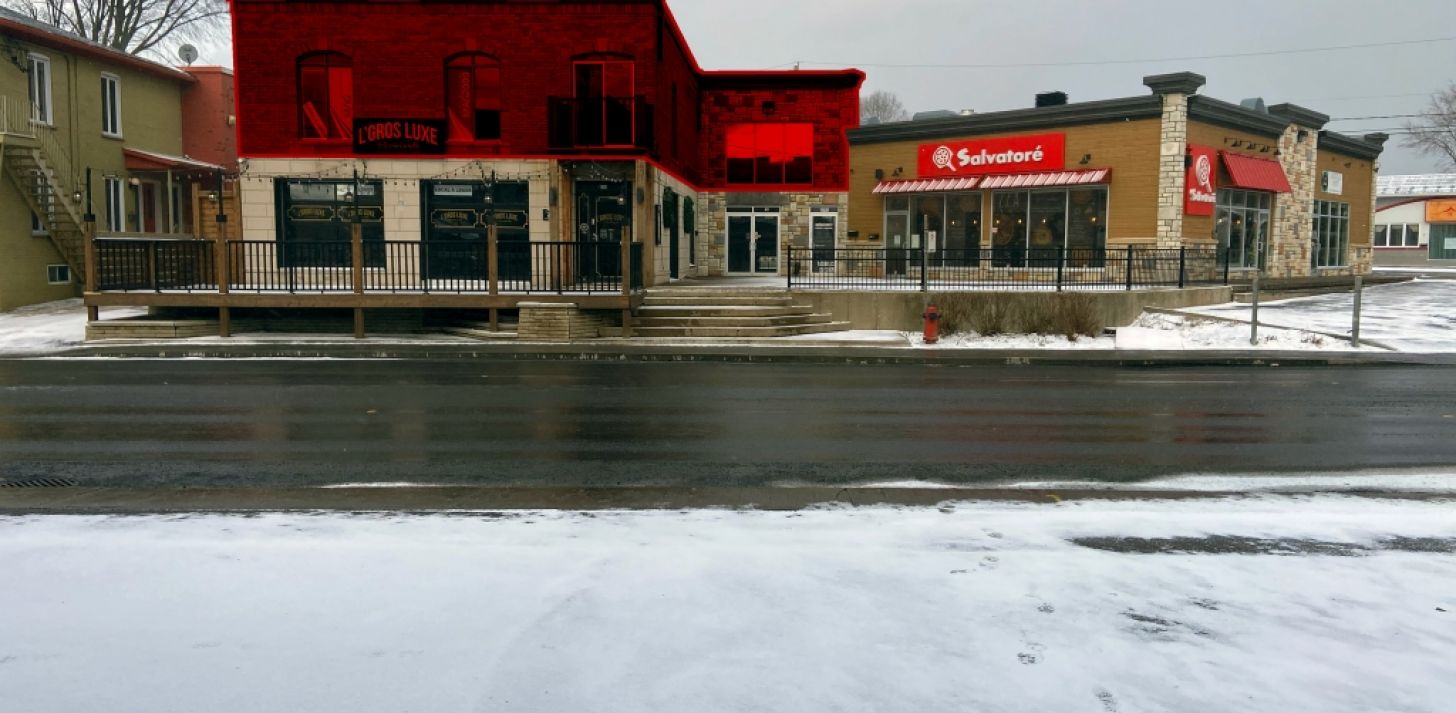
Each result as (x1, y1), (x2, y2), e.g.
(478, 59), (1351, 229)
(0, 359), (1454, 488)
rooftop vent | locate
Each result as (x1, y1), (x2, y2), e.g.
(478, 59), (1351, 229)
(1036, 91), (1068, 108)
(912, 110), (959, 121)
(1240, 97), (1268, 113)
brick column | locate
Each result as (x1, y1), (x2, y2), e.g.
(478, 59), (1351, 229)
(1144, 73), (1207, 249)
(1268, 105), (1330, 278)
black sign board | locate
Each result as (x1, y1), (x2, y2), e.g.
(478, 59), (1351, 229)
(353, 118), (447, 155)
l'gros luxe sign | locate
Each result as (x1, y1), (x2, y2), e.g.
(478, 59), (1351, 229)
(353, 118), (446, 155)
(918, 133), (1065, 177)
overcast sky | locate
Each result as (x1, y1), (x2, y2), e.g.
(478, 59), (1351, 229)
(199, 0), (1456, 174)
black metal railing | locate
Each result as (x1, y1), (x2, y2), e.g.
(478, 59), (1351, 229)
(787, 246), (1230, 292)
(95, 238), (647, 296)
(547, 96), (654, 151)
(95, 238), (216, 292)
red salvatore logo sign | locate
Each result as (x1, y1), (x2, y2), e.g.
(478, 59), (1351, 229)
(1185, 145), (1218, 216)
(918, 133), (1065, 177)
(353, 118), (446, 155)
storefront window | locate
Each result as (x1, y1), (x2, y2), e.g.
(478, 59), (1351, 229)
(991, 191), (1028, 266)
(297, 52), (352, 141)
(446, 53), (501, 142)
(945, 194), (981, 266)
(1312, 200), (1350, 268)
(725, 124), (813, 186)
(1216, 189), (1272, 270)
(277, 179), (384, 268)
(989, 188), (1107, 267)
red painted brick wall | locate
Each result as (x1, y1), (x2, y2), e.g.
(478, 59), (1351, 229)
(181, 67), (238, 169)
(228, 0), (860, 191)
(700, 85), (859, 192)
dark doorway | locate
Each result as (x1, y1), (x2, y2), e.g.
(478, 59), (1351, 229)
(664, 189), (680, 279)
(574, 179), (631, 280)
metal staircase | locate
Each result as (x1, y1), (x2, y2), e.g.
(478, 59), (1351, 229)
(1, 96), (89, 282)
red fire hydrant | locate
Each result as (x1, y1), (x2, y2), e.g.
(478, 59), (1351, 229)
(922, 304), (941, 345)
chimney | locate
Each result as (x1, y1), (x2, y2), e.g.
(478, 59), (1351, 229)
(1035, 91), (1068, 108)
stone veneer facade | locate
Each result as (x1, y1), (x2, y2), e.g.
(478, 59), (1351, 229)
(1154, 92), (1190, 248)
(1269, 124), (1320, 278)
(692, 191), (849, 277)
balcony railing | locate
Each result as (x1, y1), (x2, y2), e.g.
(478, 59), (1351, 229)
(786, 247), (1233, 292)
(547, 96), (653, 152)
(95, 237), (646, 296)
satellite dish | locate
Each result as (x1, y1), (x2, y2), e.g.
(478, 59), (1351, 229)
(178, 44), (199, 65)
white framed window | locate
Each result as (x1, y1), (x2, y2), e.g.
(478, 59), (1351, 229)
(1312, 200), (1350, 268)
(28, 53), (53, 125)
(47, 264), (72, 285)
(101, 73), (122, 137)
(104, 176), (125, 232)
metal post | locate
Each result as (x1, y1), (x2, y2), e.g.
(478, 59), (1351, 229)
(351, 170), (365, 339)
(919, 240), (929, 294)
(1250, 273), (1261, 346)
(1352, 275), (1363, 348)
(1125, 245), (1134, 291)
(83, 168), (99, 322)
(214, 171), (231, 338)
(1056, 246), (1065, 292)
(1178, 246), (1187, 288)
(786, 246), (794, 290)
(1223, 244), (1232, 285)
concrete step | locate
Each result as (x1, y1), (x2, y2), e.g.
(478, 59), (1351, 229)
(637, 305), (816, 318)
(642, 295), (794, 307)
(443, 326), (519, 341)
(628, 322), (853, 338)
(635, 314), (835, 328)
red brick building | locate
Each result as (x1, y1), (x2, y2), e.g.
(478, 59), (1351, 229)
(229, 0), (863, 284)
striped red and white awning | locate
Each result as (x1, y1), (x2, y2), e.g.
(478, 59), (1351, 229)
(872, 177), (981, 194)
(977, 169), (1111, 190)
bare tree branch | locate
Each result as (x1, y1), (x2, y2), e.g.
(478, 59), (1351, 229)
(861, 91), (911, 125)
(1, 0), (227, 59)
(1404, 83), (1456, 171)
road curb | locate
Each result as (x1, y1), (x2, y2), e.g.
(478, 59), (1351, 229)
(41, 341), (1456, 367)
(1, 486), (1449, 514)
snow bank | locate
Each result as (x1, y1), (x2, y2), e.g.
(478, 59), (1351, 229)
(1, 499), (1452, 713)
(1117, 312), (1372, 351)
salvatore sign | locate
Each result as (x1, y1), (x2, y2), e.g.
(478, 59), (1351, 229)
(918, 133), (1065, 177)
(353, 118), (447, 155)
(1185, 145), (1218, 216)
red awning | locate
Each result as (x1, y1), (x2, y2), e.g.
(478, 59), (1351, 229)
(123, 148), (226, 173)
(872, 177), (981, 194)
(977, 169), (1111, 190)
(1220, 152), (1292, 193)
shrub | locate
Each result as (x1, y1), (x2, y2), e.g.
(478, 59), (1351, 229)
(1052, 294), (1104, 339)
(1015, 296), (1060, 335)
(934, 294), (1014, 336)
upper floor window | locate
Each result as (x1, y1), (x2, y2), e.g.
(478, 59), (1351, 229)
(28, 53), (52, 125)
(101, 74), (122, 137)
(573, 58), (635, 147)
(445, 53), (501, 142)
(297, 52), (353, 141)
(726, 123), (813, 186)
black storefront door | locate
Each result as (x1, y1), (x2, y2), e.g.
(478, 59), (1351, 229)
(574, 180), (631, 279)
(422, 181), (530, 285)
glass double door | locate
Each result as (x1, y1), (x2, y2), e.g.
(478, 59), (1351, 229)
(727, 211), (779, 274)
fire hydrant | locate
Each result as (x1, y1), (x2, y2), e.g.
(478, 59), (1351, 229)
(922, 304), (941, 345)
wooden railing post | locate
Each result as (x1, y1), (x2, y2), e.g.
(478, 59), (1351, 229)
(621, 231), (634, 339)
(214, 171), (231, 338)
(487, 220), (500, 331)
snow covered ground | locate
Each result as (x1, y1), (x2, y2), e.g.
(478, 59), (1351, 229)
(1190, 279), (1456, 352)
(0, 299), (143, 355)
(2, 498), (1453, 713)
